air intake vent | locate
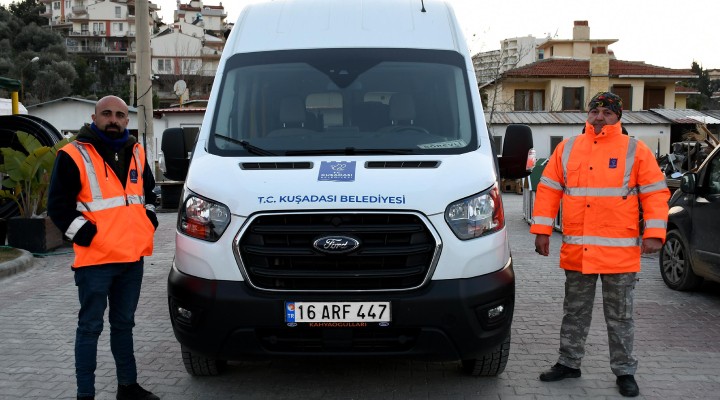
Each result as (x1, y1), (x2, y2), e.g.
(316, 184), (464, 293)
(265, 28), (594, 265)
(241, 162), (313, 170)
(365, 161), (440, 169)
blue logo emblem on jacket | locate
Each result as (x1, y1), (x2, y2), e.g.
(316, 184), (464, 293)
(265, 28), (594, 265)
(130, 169), (138, 183)
(609, 158), (618, 169)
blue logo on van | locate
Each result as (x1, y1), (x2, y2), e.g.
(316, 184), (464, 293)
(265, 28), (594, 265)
(313, 236), (360, 254)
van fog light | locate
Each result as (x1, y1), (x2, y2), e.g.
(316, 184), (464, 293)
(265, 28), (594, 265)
(177, 307), (193, 320)
(487, 305), (505, 320)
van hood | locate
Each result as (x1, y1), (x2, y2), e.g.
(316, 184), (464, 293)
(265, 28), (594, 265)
(185, 151), (498, 217)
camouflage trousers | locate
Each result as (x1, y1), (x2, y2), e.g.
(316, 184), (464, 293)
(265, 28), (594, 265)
(557, 270), (638, 376)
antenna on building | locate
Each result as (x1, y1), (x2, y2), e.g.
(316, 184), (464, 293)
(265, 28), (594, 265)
(173, 79), (188, 106)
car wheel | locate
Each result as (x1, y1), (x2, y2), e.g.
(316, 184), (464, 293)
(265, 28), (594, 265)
(460, 332), (510, 376)
(659, 230), (703, 291)
(181, 345), (227, 376)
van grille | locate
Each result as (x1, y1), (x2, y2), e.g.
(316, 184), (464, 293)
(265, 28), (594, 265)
(256, 327), (419, 352)
(235, 212), (439, 291)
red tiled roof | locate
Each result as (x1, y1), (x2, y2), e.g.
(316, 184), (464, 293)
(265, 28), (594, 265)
(675, 85), (700, 94)
(503, 59), (694, 78)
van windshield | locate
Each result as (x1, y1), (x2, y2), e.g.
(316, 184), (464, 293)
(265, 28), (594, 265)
(208, 48), (476, 156)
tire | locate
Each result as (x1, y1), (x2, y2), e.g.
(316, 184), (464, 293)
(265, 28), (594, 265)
(460, 332), (511, 377)
(659, 230), (703, 291)
(181, 345), (227, 376)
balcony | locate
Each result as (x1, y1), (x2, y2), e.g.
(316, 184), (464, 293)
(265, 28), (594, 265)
(72, 6), (87, 14)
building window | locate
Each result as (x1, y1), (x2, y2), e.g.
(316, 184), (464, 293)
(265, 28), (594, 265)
(550, 136), (563, 155)
(113, 22), (124, 32)
(81, 23), (89, 34)
(493, 135), (503, 154)
(643, 87), (665, 109)
(181, 59), (199, 74)
(538, 49), (544, 60)
(562, 87), (584, 111)
(514, 89), (544, 111)
(157, 59), (172, 73)
(611, 85), (632, 111)
(115, 6), (121, 18)
(53, 1), (60, 10)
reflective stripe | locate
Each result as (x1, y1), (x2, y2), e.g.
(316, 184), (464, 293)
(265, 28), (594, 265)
(65, 216), (88, 240)
(565, 187), (639, 197)
(644, 219), (667, 229)
(77, 196), (127, 212)
(560, 135), (640, 198)
(540, 176), (564, 191)
(561, 136), (577, 185)
(623, 138), (638, 190)
(532, 216), (555, 226)
(72, 142), (103, 201)
(639, 179), (668, 193)
(127, 195), (144, 205)
(133, 146), (143, 177)
(563, 235), (641, 247)
(145, 204), (156, 213)
(72, 142), (147, 212)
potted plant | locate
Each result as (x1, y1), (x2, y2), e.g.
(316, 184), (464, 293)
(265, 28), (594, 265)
(0, 131), (73, 253)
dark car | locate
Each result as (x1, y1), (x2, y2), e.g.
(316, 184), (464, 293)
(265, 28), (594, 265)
(660, 143), (720, 291)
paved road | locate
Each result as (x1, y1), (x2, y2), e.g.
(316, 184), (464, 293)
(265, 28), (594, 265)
(1, 194), (719, 399)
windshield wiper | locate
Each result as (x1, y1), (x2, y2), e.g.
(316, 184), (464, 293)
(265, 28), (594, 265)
(285, 148), (414, 156)
(213, 134), (277, 156)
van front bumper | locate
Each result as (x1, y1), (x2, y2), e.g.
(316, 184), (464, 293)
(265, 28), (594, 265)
(168, 259), (514, 362)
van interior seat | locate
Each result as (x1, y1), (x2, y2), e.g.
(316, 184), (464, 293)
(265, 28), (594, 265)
(389, 93), (416, 125)
(354, 101), (390, 131)
(279, 96), (308, 128)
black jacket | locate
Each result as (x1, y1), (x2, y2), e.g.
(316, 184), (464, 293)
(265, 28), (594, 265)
(47, 124), (157, 246)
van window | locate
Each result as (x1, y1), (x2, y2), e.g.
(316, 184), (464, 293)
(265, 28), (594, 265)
(209, 48), (476, 156)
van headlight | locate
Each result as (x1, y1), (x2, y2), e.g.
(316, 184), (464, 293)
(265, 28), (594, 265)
(444, 184), (505, 240)
(178, 193), (231, 241)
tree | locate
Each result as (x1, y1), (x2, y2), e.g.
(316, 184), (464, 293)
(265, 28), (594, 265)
(685, 62), (719, 110)
(8, 0), (47, 27)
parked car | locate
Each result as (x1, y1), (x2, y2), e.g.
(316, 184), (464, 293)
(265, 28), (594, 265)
(660, 143), (720, 290)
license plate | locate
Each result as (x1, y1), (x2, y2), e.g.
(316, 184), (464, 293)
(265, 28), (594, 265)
(285, 302), (391, 323)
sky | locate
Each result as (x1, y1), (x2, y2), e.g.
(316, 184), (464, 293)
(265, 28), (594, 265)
(2, 0), (718, 69)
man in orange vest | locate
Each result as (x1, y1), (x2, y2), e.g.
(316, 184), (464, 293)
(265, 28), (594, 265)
(530, 92), (670, 397)
(48, 96), (159, 400)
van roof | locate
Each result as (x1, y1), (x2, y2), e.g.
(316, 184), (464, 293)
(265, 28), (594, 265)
(228, 0), (464, 54)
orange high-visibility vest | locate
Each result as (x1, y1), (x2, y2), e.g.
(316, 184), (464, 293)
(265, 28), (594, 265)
(530, 121), (670, 274)
(60, 141), (154, 268)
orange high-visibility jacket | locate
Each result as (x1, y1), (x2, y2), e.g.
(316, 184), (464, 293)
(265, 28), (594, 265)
(60, 141), (155, 268)
(530, 121), (670, 274)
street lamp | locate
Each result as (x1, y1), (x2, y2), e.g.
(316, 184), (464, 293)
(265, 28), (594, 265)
(20, 56), (40, 104)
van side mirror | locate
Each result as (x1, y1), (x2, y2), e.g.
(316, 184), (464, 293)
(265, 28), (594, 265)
(498, 124), (534, 180)
(680, 172), (697, 194)
(161, 127), (198, 181)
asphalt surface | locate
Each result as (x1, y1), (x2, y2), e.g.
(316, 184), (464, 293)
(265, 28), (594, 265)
(1, 194), (719, 399)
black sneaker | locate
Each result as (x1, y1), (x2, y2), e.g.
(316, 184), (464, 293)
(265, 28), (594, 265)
(77, 397), (94, 400)
(539, 362), (581, 382)
(116, 383), (160, 400)
(616, 375), (639, 397)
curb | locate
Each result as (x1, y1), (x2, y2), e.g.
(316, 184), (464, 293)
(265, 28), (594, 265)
(0, 249), (35, 279)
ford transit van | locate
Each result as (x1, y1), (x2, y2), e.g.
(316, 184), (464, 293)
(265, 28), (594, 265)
(164, 0), (533, 377)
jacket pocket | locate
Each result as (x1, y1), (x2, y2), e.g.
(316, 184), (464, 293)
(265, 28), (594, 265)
(565, 161), (582, 187)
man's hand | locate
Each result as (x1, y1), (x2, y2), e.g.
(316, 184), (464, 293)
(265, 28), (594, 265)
(535, 234), (550, 256)
(642, 238), (663, 254)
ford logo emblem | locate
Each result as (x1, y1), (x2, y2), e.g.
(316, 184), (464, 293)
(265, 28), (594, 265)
(313, 236), (360, 254)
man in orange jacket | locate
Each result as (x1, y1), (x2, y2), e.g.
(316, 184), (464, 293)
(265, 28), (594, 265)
(530, 92), (670, 397)
(48, 96), (159, 400)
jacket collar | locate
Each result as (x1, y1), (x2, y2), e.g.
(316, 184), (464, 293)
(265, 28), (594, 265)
(584, 120), (623, 139)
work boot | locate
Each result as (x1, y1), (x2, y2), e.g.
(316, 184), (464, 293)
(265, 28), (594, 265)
(116, 383), (160, 400)
(616, 375), (640, 397)
(77, 396), (94, 400)
(539, 362), (581, 381)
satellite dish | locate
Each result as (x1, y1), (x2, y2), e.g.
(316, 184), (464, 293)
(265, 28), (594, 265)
(173, 80), (187, 97)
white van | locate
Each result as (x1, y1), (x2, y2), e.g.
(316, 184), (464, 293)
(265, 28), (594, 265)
(164, 0), (533, 377)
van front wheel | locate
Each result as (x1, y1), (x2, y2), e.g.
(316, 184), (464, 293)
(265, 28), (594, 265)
(181, 345), (227, 376)
(460, 332), (511, 376)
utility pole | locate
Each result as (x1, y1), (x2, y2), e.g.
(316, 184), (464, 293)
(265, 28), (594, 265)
(136, 0), (155, 163)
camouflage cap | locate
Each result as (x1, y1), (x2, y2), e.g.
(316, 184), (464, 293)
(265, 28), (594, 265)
(588, 91), (623, 119)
